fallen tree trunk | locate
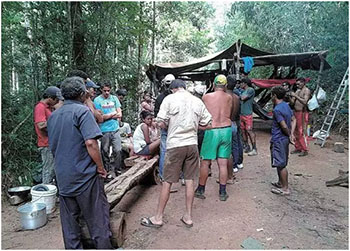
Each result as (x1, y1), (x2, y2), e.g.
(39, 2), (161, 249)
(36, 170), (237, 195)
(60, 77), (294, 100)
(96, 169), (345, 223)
(105, 155), (159, 209)
(80, 155), (159, 248)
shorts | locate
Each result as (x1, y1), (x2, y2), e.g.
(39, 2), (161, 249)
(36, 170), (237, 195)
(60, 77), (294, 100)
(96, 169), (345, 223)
(240, 114), (253, 130)
(163, 145), (199, 183)
(200, 126), (232, 160)
(270, 138), (289, 168)
(136, 145), (150, 155)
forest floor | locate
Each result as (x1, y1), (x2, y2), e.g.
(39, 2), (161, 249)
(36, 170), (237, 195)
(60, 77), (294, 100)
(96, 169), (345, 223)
(1, 120), (348, 249)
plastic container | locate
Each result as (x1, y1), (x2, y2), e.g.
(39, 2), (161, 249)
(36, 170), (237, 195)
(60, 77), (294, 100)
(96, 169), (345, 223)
(31, 184), (57, 214)
(17, 202), (47, 230)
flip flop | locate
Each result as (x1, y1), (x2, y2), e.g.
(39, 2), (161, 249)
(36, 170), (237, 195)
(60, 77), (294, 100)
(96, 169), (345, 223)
(271, 182), (282, 188)
(140, 217), (163, 228)
(271, 187), (290, 196)
(180, 217), (193, 228)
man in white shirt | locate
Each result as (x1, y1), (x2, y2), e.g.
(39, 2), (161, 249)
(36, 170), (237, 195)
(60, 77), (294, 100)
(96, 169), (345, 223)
(140, 79), (212, 228)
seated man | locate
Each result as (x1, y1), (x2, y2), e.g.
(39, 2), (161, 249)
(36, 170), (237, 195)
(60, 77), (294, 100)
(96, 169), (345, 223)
(119, 119), (134, 157)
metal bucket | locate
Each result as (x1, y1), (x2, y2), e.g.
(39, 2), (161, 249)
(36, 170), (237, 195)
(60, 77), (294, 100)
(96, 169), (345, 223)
(17, 203), (47, 230)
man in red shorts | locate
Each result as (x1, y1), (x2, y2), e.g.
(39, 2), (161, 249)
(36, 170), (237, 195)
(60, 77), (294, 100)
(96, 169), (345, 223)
(290, 77), (311, 157)
(240, 78), (257, 156)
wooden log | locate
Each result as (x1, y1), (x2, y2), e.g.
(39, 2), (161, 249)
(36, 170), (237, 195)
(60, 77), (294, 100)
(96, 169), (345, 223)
(80, 210), (126, 248)
(333, 142), (345, 153)
(124, 155), (141, 167)
(105, 155), (159, 209)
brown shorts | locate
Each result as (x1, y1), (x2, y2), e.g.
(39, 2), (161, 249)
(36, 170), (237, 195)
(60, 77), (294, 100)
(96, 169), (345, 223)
(163, 145), (199, 183)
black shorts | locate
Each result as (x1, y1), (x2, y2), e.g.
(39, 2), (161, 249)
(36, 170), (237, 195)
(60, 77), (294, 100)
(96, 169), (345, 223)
(270, 138), (289, 168)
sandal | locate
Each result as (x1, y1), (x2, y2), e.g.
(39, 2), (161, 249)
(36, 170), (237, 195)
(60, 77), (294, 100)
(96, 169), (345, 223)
(271, 187), (290, 196)
(140, 217), (163, 228)
(271, 182), (282, 188)
(180, 217), (193, 228)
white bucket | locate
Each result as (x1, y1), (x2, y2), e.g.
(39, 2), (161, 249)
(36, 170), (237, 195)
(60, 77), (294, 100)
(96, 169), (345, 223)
(31, 184), (57, 214)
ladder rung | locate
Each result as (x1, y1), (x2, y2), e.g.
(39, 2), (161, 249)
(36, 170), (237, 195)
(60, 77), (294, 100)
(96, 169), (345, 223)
(324, 122), (331, 126)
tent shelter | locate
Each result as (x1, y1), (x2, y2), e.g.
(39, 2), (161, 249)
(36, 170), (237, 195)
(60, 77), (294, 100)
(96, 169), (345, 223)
(146, 40), (331, 119)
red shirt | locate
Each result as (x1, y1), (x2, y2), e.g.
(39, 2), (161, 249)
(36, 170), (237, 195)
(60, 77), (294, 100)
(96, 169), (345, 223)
(34, 101), (52, 147)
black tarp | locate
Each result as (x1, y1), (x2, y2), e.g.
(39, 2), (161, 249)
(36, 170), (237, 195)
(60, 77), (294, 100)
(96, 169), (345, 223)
(146, 41), (331, 83)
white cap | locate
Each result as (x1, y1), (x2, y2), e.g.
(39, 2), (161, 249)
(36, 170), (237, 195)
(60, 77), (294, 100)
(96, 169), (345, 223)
(194, 85), (206, 96)
(162, 74), (175, 85)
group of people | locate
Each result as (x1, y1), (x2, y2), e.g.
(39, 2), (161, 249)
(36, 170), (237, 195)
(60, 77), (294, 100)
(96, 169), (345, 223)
(33, 68), (312, 246)
(33, 70), (132, 248)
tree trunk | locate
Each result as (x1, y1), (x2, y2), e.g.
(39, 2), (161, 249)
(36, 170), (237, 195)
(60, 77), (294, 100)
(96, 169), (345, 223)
(70, 2), (85, 70)
(137, 2), (143, 87)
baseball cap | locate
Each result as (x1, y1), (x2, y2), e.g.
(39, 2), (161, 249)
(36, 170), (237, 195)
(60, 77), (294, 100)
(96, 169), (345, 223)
(162, 74), (175, 86)
(194, 84), (206, 95)
(214, 74), (227, 85)
(45, 86), (64, 100)
(86, 79), (99, 89)
(169, 79), (186, 90)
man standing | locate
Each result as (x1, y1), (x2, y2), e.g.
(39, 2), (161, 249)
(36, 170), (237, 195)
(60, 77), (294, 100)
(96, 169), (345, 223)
(240, 78), (258, 156)
(290, 77), (311, 157)
(34, 86), (63, 184)
(270, 86), (296, 195)
(48, 77), (112, 249)
(140, 79), (212, 228)
(227, 75), (243, 173)
(154, 74), (175, 180)
(195, 74), (233, 201)
(94, 83), (122, 178)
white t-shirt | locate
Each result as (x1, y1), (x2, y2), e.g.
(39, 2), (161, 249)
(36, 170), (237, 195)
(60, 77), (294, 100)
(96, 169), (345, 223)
(156, 89), (212, 150)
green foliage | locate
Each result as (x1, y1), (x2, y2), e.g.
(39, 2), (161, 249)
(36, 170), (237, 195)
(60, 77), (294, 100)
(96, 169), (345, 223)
(1, 1), (214, 188)
(215, 1), (348, 134)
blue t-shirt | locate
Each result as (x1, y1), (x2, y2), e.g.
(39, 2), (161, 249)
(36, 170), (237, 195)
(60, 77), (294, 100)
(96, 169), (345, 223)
(240, 87), (255, 115)
(94, 95), (121, 133)
(271, 101), (293, 143)
(47, 100), (103, 196)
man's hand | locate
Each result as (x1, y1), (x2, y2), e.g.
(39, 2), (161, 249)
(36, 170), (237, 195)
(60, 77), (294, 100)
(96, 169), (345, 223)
(97, 166), (107, 178)
(289, 134), (296, 145)
(290, 92), (296, 97)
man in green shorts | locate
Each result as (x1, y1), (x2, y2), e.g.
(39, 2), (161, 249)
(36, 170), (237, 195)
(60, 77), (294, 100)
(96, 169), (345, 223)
(195, 74), (234, 201)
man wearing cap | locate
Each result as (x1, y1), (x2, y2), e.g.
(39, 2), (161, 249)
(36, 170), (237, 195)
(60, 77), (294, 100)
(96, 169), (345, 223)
(94, 83), (122, 178)
(195, 74), (233, 201)
(240, 78), (258, 156)
(47, 77), (112, 249)
(154, 74), (175, 180)
(34, 86), (64, 184)
(141, 79), (212, 228)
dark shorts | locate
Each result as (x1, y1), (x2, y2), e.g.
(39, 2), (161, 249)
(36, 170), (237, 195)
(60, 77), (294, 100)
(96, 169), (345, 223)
(163, 145), (199, 183)
(136, 145), (150, 155)
(270, 138), (289, 168)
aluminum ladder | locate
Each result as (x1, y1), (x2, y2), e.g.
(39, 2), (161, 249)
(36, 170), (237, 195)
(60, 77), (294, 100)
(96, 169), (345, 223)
(315, 67), (349, 147)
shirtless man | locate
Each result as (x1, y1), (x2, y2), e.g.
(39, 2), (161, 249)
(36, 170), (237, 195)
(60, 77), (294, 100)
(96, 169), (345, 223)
(195, 74), (234, 201)
(290, 77), (311, 157)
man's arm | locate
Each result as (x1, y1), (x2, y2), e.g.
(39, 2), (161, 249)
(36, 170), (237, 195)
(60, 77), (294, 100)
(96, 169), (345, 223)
(279, 120), (290, 137)
(291, 89), (311, 105)
(85, 139), (107, 178)
(231, 94), (239, 121)
(36, 121), (47, 131)
(85, 98), (103, 123)
(290, 115), (296, 144)
(240, 88), (254, 101)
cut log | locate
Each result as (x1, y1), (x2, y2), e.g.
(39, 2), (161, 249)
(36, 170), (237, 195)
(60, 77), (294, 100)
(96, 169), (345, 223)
(81, 210), (126, 248)
(105, 155), (159, 209)
(124, 155), (141, 167)
(333, 142), (345, 153)
(326, 170), (349, 187)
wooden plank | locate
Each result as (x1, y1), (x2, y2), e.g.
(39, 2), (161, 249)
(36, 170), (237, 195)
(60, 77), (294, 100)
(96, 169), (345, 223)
(105, 155), (159, 209)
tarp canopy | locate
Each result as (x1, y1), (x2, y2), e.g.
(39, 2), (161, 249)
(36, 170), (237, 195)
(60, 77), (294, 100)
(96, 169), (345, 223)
(146, 41), (331, 83)
(251, 78), (311, 89)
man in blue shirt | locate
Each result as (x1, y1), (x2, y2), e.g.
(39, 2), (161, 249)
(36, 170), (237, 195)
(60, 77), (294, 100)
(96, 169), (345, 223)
(48, 77), (112, 249)
(94, 83), (122, 178)
(270, 86), (296, 196)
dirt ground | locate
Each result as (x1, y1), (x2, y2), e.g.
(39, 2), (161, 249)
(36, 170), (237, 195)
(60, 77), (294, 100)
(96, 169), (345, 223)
(2, 120), (348, 249)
